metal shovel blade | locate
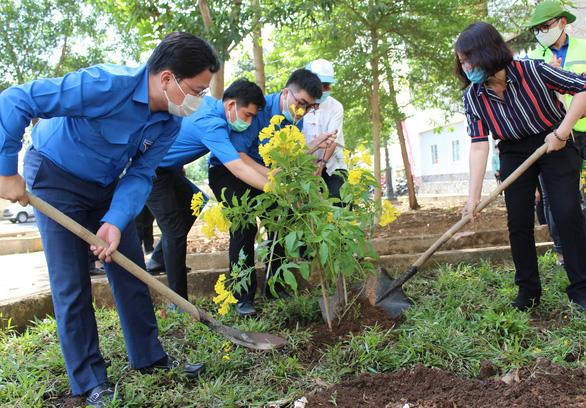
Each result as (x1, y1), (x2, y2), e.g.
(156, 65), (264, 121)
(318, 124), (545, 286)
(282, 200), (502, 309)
(357, 267), (413, 318)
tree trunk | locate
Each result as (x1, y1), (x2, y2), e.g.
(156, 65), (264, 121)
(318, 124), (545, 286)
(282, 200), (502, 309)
(198, 0), (224, 98)
(251, 0), (265, 92)
(370, 28), (381, 205)
(383, 133), (398, 203)
(386, 67), (419, 209)
(396, 120), (420, 209)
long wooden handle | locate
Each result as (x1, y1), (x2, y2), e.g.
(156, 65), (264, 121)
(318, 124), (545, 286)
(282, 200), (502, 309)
(26, 192), (211, 322)
(376, 143), (548, 301)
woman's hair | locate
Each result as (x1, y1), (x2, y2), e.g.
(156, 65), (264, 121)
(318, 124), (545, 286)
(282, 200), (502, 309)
(454, 22), (513, 89)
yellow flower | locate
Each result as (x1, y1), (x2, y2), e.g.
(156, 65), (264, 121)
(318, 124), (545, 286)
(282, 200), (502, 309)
(212, 274), (237, 315)
(201, 203), (231, 238)
(258, 118), (306, 167)
(348, 168), (363, 185)
(326, 212), (334, 223)
(270, 115), (284, 126)
(379, 201), (400, 227)
(223, 355), (230, 360)
(191, 192), (204, 217)
(361, 153), (372, 166)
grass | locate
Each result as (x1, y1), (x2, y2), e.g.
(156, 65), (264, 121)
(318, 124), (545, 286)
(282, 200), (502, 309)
(1, 251), (585, 407)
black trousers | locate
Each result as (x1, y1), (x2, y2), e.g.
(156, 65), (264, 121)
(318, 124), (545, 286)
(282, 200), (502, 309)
(208, 164), (285, 302)
(135, 205), (155, 252)
(321, 168), (348, 203)
(146, 169), (197, 299)
(499, 131), (586, 301)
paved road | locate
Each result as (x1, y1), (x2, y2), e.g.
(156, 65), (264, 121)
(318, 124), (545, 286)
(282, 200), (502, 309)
(0, 219), (38, 236)
(0, 251), (49, 303)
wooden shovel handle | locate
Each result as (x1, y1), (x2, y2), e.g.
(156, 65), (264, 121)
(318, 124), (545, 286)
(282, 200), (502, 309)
(377, 142), (548, 300)
(26, 192), (211, 323)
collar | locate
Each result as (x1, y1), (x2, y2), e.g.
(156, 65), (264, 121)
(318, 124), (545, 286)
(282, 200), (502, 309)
(474, 64), (516, 97)
(213, 97), (227, 121)
(133, 64), (150, 105)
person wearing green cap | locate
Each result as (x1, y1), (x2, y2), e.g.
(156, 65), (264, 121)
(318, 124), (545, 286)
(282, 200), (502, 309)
(525, 0), (586, 158)
(525, 0), (586, 272)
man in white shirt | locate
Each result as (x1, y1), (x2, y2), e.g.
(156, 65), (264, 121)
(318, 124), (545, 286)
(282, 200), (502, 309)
(303, 59), (348, 202)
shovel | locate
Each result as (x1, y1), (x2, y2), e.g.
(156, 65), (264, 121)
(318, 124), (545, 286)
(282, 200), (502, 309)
(359, 142), (548, 318)
(26, 192), (287, 350)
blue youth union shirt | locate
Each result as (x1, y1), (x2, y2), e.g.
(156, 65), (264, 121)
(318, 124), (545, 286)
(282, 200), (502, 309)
(159, 96), (241, 171)
(0, 63), (182, 230)
(209, 92), (304, 166)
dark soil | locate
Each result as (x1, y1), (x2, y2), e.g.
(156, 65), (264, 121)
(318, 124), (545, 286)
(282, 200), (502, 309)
(185, 199), (510, 253)
(305, 359), (586, 407)
(300, 300), (586, 408)
(185, 199), (582, 408)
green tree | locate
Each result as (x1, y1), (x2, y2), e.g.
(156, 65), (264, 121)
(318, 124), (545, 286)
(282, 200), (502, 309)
(0, 0), (121, 91)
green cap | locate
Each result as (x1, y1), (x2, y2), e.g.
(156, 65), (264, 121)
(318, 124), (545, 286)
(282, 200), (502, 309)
(522, 0), (576, 27)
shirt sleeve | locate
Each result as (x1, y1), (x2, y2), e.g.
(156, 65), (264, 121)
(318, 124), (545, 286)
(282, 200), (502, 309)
(463, 93), (490, 143)
(326, 101), (345, 147)
(536, 59), (586, 95)
(201, 122), (241, 164)
(0, 67), (128, 176)
(102, 124), (181, 230)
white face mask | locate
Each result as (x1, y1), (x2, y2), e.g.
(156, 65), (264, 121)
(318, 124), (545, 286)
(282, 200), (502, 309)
(535, 25), (563, 48)
(164, 75), (203, 117)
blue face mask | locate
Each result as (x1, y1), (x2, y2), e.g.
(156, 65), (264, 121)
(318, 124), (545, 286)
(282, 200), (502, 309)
(465, 67), (488, 84)
(282, 91), (297, 123)
(227, 102), (250, 132)
(316, 91), (330, 104)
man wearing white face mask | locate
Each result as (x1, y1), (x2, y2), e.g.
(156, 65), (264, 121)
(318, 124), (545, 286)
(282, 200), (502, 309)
(145, 78), (269, 306)
(0, 31), (220, 406)
(526, 0), (586, 159)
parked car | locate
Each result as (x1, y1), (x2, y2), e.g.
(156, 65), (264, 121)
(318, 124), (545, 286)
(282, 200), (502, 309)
(2, 203), (35, 223)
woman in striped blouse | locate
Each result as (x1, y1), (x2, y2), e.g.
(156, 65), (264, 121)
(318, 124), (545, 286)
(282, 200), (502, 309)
(455, 22), (586, 312)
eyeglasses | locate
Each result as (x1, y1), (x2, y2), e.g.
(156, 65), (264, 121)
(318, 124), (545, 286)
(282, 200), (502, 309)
(531, 18), (561, 35)
(287, 89), (318, 113)
(176, 76), (209, 98)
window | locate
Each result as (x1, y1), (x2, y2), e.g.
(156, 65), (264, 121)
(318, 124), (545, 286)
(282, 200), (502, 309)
(452, 140), (460, 162)
(431, 144), (439, 165)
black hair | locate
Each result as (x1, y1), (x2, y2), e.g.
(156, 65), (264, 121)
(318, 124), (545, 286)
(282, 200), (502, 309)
(222, 78), (266, 109)
(147, 31), (221, 80)
(285, 69), (323, 100)
(454, 22), (513, 90)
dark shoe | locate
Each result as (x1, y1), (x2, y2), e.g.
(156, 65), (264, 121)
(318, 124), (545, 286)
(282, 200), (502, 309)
(138, 355), (205, 379)
(235, 301), (257, 316)
(186, 265), (192, 272)
(89, 267), (106, 276)
(511, 294), (541, 311)
(146, 259), (165, 274)
(571, 299), (586, 312)
(168, 302), (185, 314)
(264, 289), (291, 300)
(85, 383), (122, 408)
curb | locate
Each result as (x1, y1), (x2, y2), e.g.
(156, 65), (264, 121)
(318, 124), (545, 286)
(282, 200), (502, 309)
(1, 242), (554, 332)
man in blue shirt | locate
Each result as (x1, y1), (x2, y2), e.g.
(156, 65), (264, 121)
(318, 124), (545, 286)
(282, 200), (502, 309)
(209, 69), (336, 316)
(145, 78), (269, 307)
(0, 32), (220, 407)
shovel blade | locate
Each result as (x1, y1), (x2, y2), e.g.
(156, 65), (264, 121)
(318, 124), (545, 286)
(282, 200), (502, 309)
(375, 288), (413, 318)
(357, 267), (413, 318)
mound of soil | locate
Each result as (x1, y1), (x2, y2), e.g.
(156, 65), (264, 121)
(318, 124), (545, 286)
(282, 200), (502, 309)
(299, 300), (584, 408)
(185, 199), (510, 254)
(305, 358), (586, 408)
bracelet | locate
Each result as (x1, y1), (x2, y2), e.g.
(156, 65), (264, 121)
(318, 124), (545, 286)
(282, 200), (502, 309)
(553, 128), (569, 142)
(317, 159), (326, 164)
